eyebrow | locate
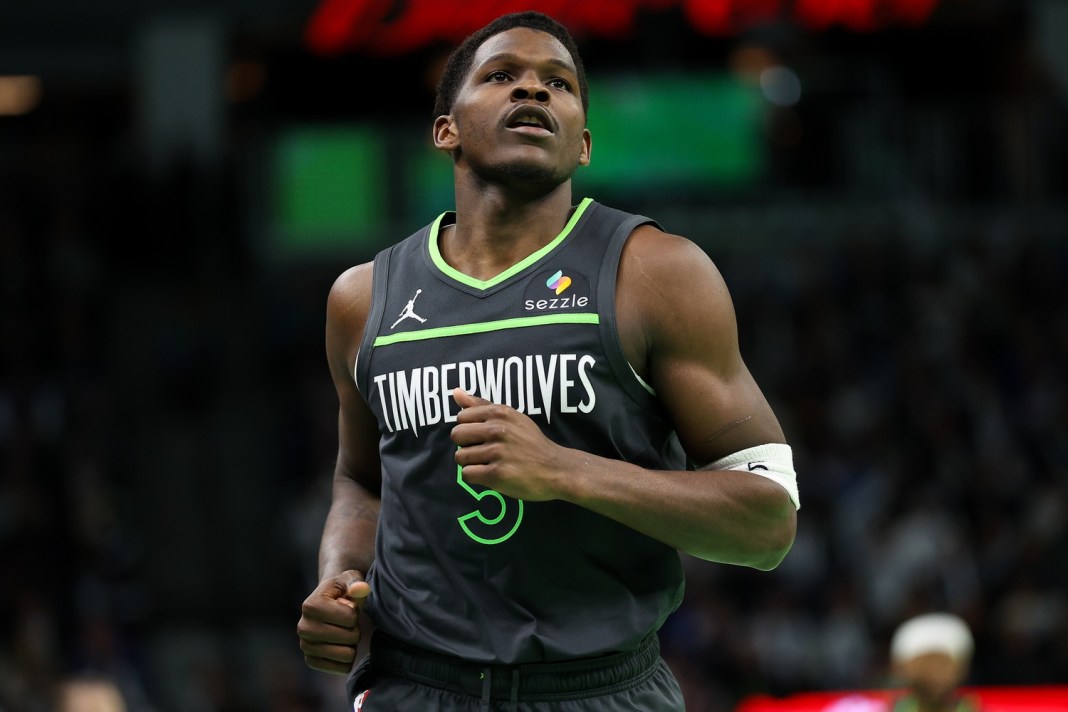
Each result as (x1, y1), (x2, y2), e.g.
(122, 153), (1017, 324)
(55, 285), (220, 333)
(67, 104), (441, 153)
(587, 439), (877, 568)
(476, 51), (576, 74)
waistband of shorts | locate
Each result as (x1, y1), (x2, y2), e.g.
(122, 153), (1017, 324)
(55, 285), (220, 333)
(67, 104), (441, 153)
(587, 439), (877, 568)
(368, 631), (662, 702)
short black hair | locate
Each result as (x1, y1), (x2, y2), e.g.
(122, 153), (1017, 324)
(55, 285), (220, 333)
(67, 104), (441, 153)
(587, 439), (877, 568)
(432, 11), (588, 119)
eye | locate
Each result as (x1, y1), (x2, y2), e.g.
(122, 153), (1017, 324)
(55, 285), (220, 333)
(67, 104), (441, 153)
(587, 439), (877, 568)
(548, 77), (573, 92)
(485, 70), (511, 83)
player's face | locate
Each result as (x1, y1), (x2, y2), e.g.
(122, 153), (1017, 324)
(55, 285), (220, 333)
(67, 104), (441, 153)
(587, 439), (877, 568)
(442, 27), (591, 191)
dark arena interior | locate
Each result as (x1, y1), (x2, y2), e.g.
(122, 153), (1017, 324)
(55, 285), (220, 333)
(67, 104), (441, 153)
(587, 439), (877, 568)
(1, 1), (1067, 710)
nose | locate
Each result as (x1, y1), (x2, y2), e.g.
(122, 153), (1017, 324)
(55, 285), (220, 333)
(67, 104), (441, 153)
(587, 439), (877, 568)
(510, 75), (550, 104)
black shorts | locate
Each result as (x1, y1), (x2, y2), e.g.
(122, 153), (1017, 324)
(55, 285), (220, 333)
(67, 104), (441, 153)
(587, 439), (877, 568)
(346, 631), (686, 711)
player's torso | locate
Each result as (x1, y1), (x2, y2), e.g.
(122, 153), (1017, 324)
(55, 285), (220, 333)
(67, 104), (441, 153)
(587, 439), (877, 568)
(354, 198), (687, 663)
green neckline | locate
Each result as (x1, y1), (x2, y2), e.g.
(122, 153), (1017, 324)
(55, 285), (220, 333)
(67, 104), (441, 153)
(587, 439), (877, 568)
(427, 197), (593, 290)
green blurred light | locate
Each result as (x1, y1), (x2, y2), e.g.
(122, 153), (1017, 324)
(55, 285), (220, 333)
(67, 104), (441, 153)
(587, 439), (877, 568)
(269, 73), (766, 257)
(271, 125), (386, 255)
(576, 73), (766, 195)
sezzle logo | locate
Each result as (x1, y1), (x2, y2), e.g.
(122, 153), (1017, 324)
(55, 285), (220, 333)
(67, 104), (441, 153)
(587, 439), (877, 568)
(546, 270), (572, 295)
(525, 269), (589, 311)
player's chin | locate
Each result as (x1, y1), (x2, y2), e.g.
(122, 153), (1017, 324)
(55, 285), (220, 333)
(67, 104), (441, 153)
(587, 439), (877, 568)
(492, 157), (572, 191)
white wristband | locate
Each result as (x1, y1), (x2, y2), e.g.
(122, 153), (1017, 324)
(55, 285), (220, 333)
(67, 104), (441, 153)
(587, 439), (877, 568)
(707, 443), (800, 510)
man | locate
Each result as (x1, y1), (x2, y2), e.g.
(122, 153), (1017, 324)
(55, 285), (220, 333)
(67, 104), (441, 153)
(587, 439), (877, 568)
(296, 10), (799, 711)
(888, 613), (981, 712)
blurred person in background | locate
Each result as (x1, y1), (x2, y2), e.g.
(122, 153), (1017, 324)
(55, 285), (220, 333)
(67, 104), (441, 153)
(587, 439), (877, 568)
(887, 613), (981, 712)
(56, 675), (126, 712)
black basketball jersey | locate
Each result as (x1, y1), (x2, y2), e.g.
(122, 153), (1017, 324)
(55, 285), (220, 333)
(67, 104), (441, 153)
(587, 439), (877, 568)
(354, 198), (688, 664)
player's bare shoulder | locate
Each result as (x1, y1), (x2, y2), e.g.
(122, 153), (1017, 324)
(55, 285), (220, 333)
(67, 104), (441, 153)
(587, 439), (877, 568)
(327, 262), (375, 332)
(326, 261), (375, 379)
(615, 223), (738, 379)
(618, 224), (733, 329)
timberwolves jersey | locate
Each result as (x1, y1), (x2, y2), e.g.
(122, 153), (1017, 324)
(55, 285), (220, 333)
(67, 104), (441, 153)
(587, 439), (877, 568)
(354, 198), (687, 664)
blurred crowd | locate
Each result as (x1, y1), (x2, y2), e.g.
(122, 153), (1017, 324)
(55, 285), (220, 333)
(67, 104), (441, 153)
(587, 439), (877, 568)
(660, 224), (1068, 708)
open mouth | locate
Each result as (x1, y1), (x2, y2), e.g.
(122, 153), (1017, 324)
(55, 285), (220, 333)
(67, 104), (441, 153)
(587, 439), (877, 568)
(505, 105), (555, 134)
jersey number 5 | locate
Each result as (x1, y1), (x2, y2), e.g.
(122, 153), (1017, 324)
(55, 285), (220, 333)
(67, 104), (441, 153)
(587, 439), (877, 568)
(456, 459), (524, 545)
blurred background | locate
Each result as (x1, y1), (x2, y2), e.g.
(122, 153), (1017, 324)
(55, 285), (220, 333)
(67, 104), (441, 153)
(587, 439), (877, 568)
(2, 0), (1067, 710)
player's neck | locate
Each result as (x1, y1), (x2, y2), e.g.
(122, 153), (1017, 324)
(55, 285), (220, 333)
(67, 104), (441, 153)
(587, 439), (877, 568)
(442, 186), (577, 281)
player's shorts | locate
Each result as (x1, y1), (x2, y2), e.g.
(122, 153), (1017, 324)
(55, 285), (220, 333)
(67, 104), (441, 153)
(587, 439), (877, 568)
(345, 630), (685, 711)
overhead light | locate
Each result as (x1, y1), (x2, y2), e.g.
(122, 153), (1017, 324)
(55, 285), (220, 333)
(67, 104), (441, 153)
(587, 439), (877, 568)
(760, 65), (802, 107)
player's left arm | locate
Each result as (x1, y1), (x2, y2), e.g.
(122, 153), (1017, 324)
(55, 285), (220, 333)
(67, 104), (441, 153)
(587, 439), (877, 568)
(451, 227), (797, 569)
(609, 225), (798, 568)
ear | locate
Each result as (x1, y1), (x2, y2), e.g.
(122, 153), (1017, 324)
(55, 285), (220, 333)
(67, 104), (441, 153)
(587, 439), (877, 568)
(578, 127), (592, 167)
(433, 115), (460, 152)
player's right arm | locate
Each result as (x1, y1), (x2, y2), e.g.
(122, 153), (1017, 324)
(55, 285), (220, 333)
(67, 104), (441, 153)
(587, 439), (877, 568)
(297, 261), (382, 675)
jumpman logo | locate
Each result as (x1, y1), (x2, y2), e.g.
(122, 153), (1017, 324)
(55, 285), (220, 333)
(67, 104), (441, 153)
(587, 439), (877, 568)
(390, 289), (427, 329)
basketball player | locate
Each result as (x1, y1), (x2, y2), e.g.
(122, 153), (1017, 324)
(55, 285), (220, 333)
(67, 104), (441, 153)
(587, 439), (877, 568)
(296, 11), (800, 711)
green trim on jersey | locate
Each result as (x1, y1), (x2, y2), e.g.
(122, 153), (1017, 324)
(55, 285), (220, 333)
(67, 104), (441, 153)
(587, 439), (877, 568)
(427, 198), (594, 290)
(374, 313), (599, 347)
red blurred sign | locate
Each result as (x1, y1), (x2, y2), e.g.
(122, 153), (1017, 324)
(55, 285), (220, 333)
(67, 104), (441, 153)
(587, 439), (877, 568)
(735, 686), (1068, 712)
(305, 0), (942, 56)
